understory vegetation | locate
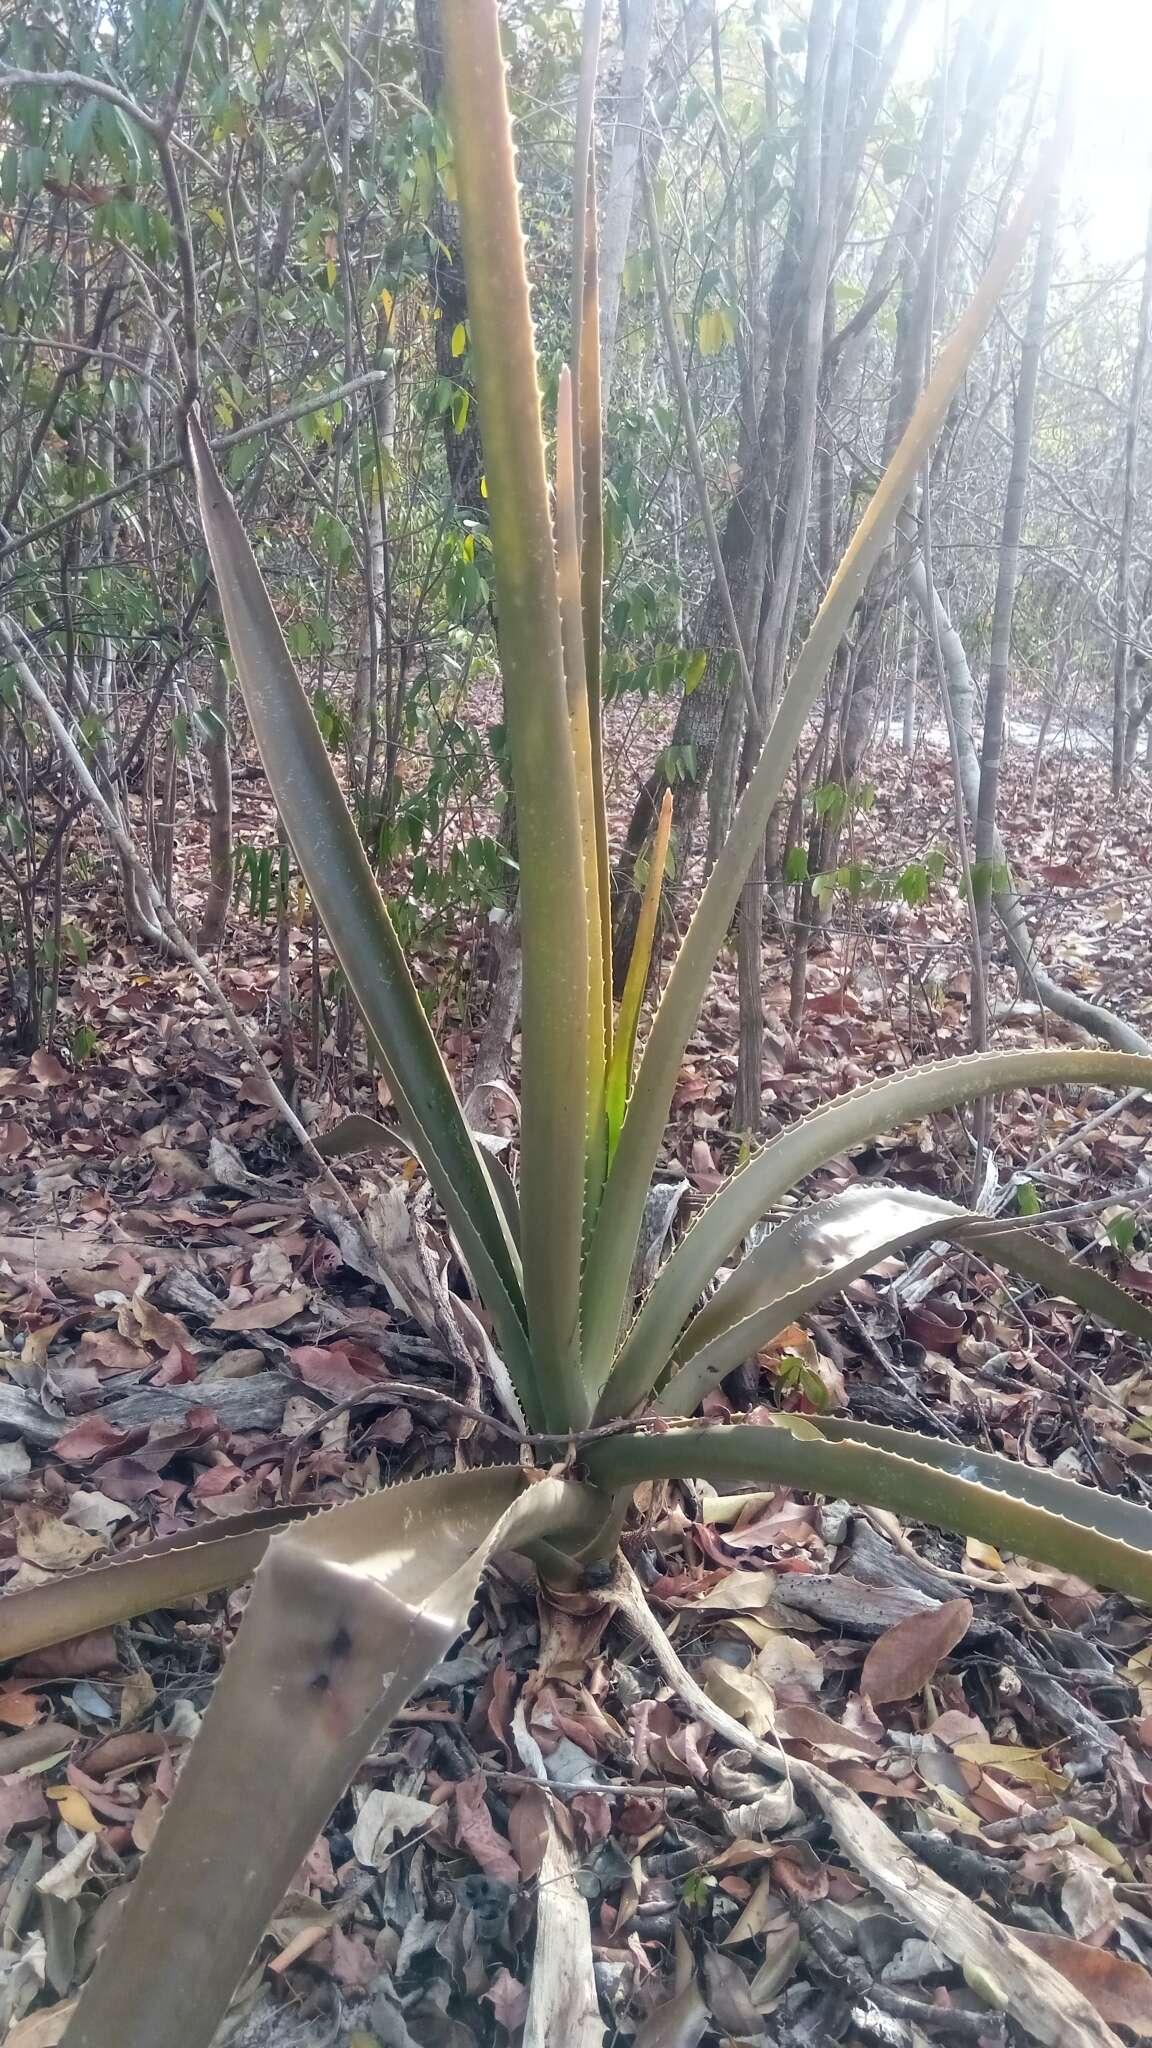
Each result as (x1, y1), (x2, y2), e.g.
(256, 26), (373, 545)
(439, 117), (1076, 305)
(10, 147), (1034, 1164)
(3, 4), (1152, 2047)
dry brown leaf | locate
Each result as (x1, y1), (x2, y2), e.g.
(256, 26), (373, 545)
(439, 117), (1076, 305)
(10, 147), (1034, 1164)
(860, 1598), (972, 1705)
(753, 1633), (823, 1698)
(1018, 1934), (1152, 2035)
(633, 1980), (709, 2048)
(14, 1506), (105, 1572)
(455, 1773), (520, 1884)
(211, 1286), (310, 1331)
(700, 1659), (776, 1739)
(129, 1292), (200, 1352)
(351, 1790), (439, 1868)
(5, 2002), (77, 2046)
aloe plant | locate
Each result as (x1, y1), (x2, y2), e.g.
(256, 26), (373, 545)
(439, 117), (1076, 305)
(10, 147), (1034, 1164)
(13, 8), (1152, 2043)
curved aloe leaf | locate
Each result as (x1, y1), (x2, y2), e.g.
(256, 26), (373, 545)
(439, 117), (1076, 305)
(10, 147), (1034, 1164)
(815, 1415), (1152, 1550)
(596, 1048), (1152, 1420)
(556, 364), (608, 1215)
(657, 1182), (1152, 1414)
(584, 1422), (1152, 1604)
(606, 787), (672, 1162)
(63, 1469), (600, 2048)
(439, 0), (590, 1429)
(186, 416), (539, 1423)
(0, 1504), (300, 1663)
(577, 156), (612, 1045)
(581, 138), (1065, 1376)
(1, 1467), (588, 1666)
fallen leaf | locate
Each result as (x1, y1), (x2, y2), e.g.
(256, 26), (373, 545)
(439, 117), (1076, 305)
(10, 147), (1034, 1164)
(0, 1771), (50, 1841)
(952, 1736), (1067, 1790)
(19, 1631), (120, 1678)
(351, 1789), (439, 1867)
(455, 1774), (520, 1884)
(748, 1918), (801, 2004)
(28, 1051), (71, 1088)
(129, 1293), (200, 1352)
(65, 1489), (133, 1540)
(753, 1633), (824, 1698)
(47, 1783), (101, 1832)
(484, 1968), (530, 2031)
(54, 1416), (138, 1463)
(290, 1342), (390, 1400)
(1062, 1863), (1120, 1946)
(5, 2002), (77, 2046)
(212, 1286), (309, 1331)
(1017, 1934), (1152, 2035)
(14, 1506), (105, 1572)
(633, 1981), (709, 2048)
(701, 1659), (776, 1739)
(861, 1598), (972, 1705)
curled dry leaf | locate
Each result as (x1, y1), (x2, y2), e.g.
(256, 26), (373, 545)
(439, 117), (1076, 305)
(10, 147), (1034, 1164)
(701, 1943), (761, 2034)
(14, 1507), (105, 1572)
(0, 1772), (50, 1842)
(860, 1597), (973, 1705)
(5, 2003), (77, 2047)
(350, 1789), (440, 1869)
(711, 1749), (797, 1836)
(484, 1967), (530, 2032)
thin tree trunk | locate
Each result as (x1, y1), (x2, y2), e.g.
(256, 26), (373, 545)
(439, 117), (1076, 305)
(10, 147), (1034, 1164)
(198, 661), (233, 950)
(598, 0), (656, 406)
(973, 145), (1062, 1002)
(353, 362), (395, 762)
(1111, 185), (1152, 797)
(907, 555), (1152, 1057)
(733, 0), (852, 1134)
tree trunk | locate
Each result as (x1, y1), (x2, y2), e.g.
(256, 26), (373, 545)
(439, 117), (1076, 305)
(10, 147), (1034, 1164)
(907, 554), (1152, 1057)
(598, 0), (657, 406)
(973, 149), (1062, 993)
(733, 0), (852, 1134)
(415, 0), (486, 513)
(1112, 184), (1152, 797)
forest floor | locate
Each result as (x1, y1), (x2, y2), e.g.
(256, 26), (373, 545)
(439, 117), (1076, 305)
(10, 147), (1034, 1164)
(3, 727), (1152, 2045)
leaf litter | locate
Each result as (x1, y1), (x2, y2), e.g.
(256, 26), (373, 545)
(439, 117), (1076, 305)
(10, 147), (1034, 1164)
(3, 735), (1152, 2041)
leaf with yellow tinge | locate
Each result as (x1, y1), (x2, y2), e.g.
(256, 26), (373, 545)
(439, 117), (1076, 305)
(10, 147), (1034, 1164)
(953, 1737), (1068, 1791)
(1068, 1820), (1135, 1883)
(48, 1784), (100, 1832)
(700, 1657), (776, 1739)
